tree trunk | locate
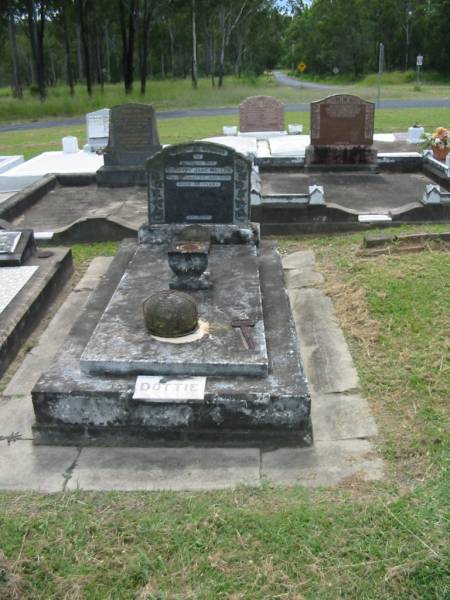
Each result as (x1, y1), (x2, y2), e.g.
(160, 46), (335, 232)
(76, 24), (83, 82)
(139, 0), (151, 96)
(104, 24), (111, 83)
(168, 27), (175, 76)
(218, 6), (225, 87)
(8, 6), (23, 99)
(191, 0), (198, 88)
(62, 2), (75, 95)
(119, 0), (137, 94)
(77, 0), (92, 95)
(90, 2), (103, 88)
(25, 0), (46, 100)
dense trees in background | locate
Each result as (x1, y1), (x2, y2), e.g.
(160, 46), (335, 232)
(286, 0), (450, 78)
(0, 1), (449, 99)
(0, 0), (285, 97)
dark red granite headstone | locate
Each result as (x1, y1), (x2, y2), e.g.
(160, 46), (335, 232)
(239, 96), (285, 132)
(306, 94), (377, 167)
(310, 94), (374, 146)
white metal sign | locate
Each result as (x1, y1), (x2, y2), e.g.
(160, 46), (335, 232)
(133, 376), (206, 401)
(416, 54), (423, 66)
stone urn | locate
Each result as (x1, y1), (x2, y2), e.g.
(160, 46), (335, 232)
(168, 241), (210, 290)
(143, 290), (198, 338)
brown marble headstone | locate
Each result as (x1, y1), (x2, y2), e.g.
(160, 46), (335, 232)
(239, 96), (285, 132)
(310, 94), (374, 146)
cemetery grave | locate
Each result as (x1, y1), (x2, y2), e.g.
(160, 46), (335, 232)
(96, 103), (162, 186)
(31, 141), (313, 446)
(0, 227), (72, 377)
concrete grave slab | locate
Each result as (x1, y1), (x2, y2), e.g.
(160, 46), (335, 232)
(1, 150), (103, 176)
(201, 136), (257, 158)
(67, 446), (260, 491)
(0, 394), (35, 439)
(0, 439), (78, 492)
(0, 192), (17, 204)
(0, 247), (73, 377)
(0, 266), (39, 314)
(311, 392), (378, 442)
(0, 155), (24, 174)
(32, 241), (311, 447)
(269, 135), (309, 157)
(260, 171), (434, 214)
(80, 245), (268, 377)
(288, 287), (359, 395)
(261, 440), (383, 487)
(4, 257), (113, 397)
(284, 268), (324, 288)
(282, 249), (316, 270)
(11, 182), (147, 234)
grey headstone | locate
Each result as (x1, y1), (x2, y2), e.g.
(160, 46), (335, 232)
(103, 103), (161, 167)
(146, 141), (252, 225)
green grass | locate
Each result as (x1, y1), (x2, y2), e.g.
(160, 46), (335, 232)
(71, 242), (119, 267)
(1, 226), (449, 598)
(0, 72), (449, 125)
(1, 108), (450, 160)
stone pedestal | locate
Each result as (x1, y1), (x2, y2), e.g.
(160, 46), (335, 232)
(305, 145), (378, 171)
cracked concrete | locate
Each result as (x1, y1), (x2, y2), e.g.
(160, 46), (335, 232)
(0, 248), (382, 491)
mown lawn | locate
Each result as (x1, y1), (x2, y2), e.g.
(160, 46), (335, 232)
(2, 107), (450, 161)
(0, 71), (449, 124)
(1, 225), (449, 599)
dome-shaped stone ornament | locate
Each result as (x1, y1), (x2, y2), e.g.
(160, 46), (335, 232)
(143, 290), (198, 338)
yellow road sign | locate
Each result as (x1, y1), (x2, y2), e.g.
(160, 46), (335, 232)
(297, 62), (306, 73)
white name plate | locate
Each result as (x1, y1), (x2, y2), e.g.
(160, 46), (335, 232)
(133, 376), (206, 402)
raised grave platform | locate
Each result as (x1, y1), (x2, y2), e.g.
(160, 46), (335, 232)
(32, 240), (312, 446)
(0, 245), (73, 377)
(80, 244), (268, 377)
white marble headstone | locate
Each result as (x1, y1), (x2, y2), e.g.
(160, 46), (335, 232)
(86, 108), (110, 151)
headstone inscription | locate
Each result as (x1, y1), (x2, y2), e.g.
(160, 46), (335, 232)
(147, 142), (252, 226)
(96, 103), (162, 186)
(85, 108), (110, 152)
(239, 95), (285, 133)
(305, 94), (377, 168)
(0, 229), (35, 267)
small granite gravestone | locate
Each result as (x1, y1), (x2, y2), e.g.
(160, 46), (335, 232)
(239, 95), (285, 132)
(96, 103), (161, 186)
(305, 94), (377, 168)
(141, 141), (256, 244)
(85, 108), (110, 152)
(0, 229), (35, 267)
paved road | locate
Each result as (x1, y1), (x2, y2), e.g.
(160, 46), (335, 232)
(1, 87), (450, 134)
(272, 69), (340, 90)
